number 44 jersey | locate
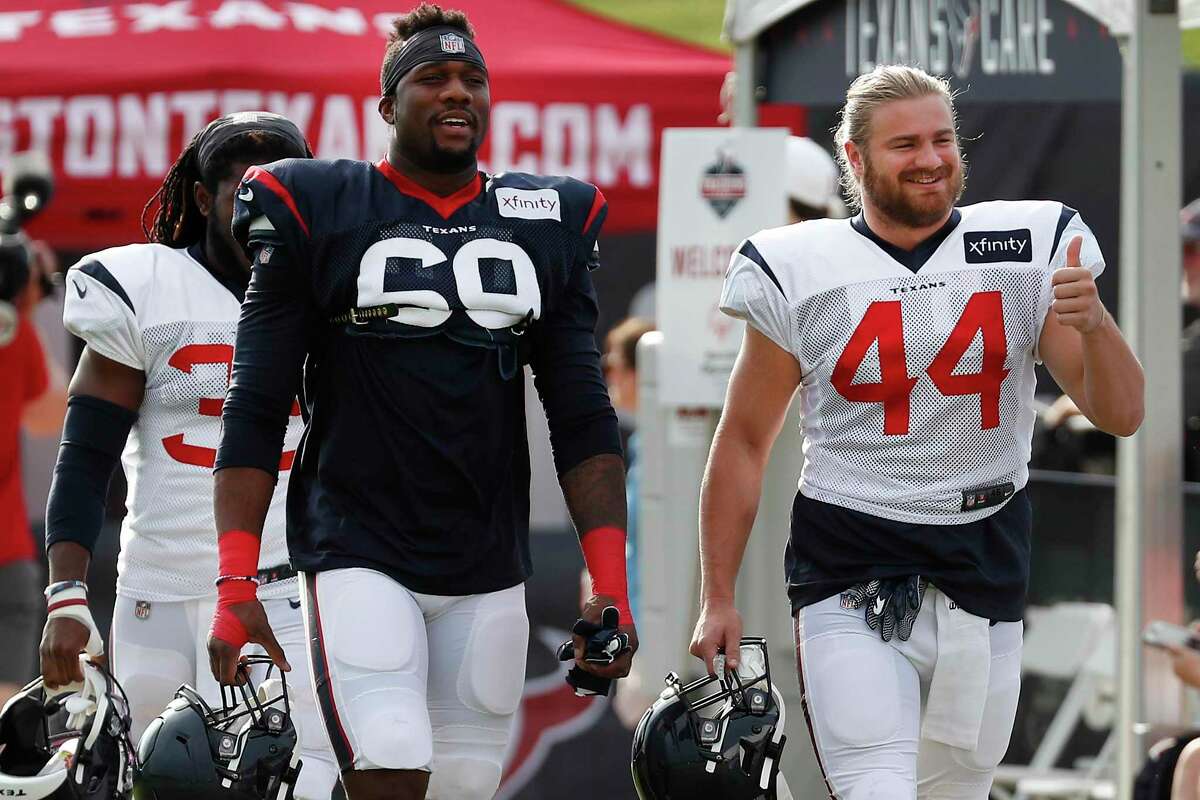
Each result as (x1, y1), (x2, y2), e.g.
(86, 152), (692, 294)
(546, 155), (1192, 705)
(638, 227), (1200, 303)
(721, 201), (1103, 525)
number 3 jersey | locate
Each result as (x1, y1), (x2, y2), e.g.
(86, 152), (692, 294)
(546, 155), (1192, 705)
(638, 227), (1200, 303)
(722, 202), (1102, 619)
(62, 244), (301, 601)
(216, 159), (621, 597)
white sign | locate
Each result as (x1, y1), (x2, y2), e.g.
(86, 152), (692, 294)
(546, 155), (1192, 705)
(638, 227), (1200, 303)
(655, 127), (787, 408)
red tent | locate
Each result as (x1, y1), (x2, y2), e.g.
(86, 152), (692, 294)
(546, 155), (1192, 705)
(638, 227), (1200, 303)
(2, 0), (729, 250)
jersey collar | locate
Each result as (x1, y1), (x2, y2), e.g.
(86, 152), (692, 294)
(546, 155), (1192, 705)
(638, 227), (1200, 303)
(374, 160), (483, 219)
(851, 208), (962, 274)
(187, 243), (246, 303)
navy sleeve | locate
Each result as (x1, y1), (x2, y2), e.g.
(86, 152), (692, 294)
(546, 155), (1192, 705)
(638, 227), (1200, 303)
(215, 230), (314, 477)
(527, 261), (622, 476)
(45, 396), (137, 553)
(232, 161), (312, 264)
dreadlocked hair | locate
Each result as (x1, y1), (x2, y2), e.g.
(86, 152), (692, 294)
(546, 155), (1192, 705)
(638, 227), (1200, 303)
(142, 131), (303, 247)
(380, 3), (475, 93)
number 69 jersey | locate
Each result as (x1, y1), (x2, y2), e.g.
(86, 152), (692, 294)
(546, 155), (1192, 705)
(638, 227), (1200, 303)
(220, 158), (618, 598)
(62, 244), (301, 601)
(721, 201), (1102, 524)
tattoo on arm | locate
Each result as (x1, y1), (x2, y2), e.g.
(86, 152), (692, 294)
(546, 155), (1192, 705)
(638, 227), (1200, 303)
(559, 453), (627, 536)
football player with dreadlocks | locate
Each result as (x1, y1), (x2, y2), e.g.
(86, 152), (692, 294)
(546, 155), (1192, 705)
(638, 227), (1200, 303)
(205, 4), (637, 799)
(39, 112), (339, 799)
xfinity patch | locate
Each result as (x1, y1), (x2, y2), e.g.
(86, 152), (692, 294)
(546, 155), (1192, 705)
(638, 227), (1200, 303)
(963, 229), (1033, 263)
(496, 188), (561, 222)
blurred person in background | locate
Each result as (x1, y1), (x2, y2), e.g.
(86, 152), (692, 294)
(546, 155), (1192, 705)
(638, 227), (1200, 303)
(1039, 197), (1200, 479)
(1154, 552), (1200, 799)
(1181, 198), (1200, 327)
(601, 316), (656, 728)
(37, 112), (339, 799)
(785, 135), (846, 223)
(1183, 199), (1200, 481)
(0, 239), (66, 705)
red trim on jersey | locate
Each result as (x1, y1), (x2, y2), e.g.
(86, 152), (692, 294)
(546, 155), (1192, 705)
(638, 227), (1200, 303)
(47, 598), (88, 613)
(582, 187), (606, 235)
(243, 166), (310, 238)
(374, 159), (482, 220)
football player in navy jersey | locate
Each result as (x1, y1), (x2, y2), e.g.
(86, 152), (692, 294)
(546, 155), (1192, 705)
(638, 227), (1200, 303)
(206, 5), (636, 799)
(690, 65), (1143, 799)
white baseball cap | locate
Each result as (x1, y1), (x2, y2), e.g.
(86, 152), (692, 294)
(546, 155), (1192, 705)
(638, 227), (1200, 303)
(1183, 197), (1200, 242)
(786, 136), (844, 217)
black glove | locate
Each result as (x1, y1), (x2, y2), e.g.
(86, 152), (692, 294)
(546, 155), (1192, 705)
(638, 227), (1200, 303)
(841, 576), (927, 642)
(555, 606), (630, 697)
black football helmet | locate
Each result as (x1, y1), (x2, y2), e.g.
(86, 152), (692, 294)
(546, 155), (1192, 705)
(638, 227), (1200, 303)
(133, 655), (300, 800)
(0, 656), (137, 799)
(631, 637), (788, 800)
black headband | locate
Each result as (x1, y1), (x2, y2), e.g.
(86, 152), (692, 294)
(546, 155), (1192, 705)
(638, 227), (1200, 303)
(381, 26), (487, 96)
(195, 111), (310, 175)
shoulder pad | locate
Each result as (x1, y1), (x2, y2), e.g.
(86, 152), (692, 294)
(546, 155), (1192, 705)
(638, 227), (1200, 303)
(489, 172), (606, 242)
(62, 243), (173, 369)
(232, 158), (367, 252)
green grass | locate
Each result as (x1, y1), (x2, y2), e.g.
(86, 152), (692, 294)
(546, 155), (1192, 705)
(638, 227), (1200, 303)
(566, 0), (729, 52)
(1186, 28), (1200, 68)
(570, 0), (1200, 66)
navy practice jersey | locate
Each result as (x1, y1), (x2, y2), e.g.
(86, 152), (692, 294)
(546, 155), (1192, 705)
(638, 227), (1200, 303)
(215, 158), (621, 596)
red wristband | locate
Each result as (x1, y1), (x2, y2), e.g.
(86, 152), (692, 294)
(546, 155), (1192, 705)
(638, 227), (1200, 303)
(210, 596), (250, 649)
(218, 529), (261, 580)
(581, 526), (632, 625)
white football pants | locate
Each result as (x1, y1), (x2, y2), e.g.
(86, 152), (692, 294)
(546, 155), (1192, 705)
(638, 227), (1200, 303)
(794, 587), (1022, 800)
(110, 588), (339, 800)
(299, 568), (530, 800)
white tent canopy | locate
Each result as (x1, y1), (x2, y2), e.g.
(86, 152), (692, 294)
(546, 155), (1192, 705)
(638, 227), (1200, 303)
(725, 0), (1200, 41)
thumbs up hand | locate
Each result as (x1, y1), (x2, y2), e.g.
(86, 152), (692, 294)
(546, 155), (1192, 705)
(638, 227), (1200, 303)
(1051, 235), (1106, 334)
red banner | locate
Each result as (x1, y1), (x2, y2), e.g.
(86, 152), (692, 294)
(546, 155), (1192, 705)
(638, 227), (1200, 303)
(0, 1), (729, 248)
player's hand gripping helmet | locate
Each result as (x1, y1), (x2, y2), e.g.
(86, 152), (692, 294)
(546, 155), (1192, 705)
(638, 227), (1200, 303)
(631, 637), (789, 800)
(0, 655), (136, 800)
(133, 655), (301, 800)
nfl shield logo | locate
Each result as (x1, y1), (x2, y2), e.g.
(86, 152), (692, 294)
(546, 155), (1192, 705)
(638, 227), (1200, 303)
(134, 600), (152, 620)
(440, 32), (466, 54)
(700, 149), (747, 219)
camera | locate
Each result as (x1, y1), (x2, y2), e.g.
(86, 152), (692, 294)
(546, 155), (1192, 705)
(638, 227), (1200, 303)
(0, 150), (55, 304)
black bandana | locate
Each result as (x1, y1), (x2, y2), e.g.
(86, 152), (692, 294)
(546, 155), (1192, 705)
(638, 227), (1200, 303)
(381, 26), (487, 96)
(195, 111), (310, 174)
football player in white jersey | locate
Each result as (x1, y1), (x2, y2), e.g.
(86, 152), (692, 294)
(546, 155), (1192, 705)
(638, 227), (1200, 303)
(38, 112), (339, 799)
(690, 65), (1144, 799)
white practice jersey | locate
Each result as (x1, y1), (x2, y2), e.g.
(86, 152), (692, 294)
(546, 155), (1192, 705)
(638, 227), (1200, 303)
(63, 244), (302, 601)
(721, 201), (1103, 524)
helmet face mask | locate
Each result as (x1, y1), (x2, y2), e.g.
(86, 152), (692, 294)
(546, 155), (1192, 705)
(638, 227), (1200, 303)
(0, 657), (137, 800)
(631, 637), (788, 800)
(134, 654), (301, 800)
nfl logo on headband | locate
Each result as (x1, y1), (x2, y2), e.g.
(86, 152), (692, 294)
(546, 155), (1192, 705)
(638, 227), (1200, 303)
(440, 32), (466, 53)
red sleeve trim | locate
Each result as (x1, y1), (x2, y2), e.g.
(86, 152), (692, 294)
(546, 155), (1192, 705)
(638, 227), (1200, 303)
(243, 165), (310, 238)
(582, 187), (606, 236)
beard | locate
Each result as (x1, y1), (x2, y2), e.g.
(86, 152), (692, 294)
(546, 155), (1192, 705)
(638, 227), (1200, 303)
(424, 138), (480, 173)
(862, 154), (965, 229)
(398, 122), (484, 174)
